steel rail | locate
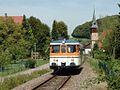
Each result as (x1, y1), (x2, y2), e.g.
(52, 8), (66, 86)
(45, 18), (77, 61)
(57, 76), (71, 90)
(32, 75), (56, 90)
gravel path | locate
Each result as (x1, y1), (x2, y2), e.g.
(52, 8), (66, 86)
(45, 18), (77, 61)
(61, 61), (107, 90)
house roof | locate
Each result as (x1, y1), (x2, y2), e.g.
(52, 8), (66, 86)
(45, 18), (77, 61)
(0, 16), (23, 24)
(10, 16), (23, 24)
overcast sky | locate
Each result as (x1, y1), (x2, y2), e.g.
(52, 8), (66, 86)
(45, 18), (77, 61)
(0, 0), (119, 35)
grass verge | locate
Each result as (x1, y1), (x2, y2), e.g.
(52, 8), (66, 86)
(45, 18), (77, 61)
(0, 69), (51, 90)
(0, 59), (49, 76)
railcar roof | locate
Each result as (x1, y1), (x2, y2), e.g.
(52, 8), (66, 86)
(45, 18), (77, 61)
(50, 40), (80, 45)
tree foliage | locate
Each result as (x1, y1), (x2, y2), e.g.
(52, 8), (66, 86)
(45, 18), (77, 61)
(28, 16), (50, 57)
(72, 22), (91, 39)
(51, 20), (59, 40)
(52, 20), (69, 40)
(0, 17), (32, 67)
(103, 6), (120, 59)
(0, 15), (50, 67)
(72, 15), (119, 39)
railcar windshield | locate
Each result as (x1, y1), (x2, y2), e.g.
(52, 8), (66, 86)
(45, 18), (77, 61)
(67, 45), (76, 53)
(61, 45), (66, 53)
(51, 45), (60, 53)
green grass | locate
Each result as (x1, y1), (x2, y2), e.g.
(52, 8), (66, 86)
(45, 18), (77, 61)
(0, 59), (49, 76)
(36, 59), (49, 67)
(0, 63), (27, 76)
(88, 57), (102, 74)
(0, 69), (51, 90)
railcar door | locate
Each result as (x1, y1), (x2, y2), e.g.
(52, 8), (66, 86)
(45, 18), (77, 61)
(61, 45), (67, 67)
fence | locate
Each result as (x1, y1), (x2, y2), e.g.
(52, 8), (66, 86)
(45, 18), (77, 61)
(98, 61), (115, 76)
(0, 60), (27, 76)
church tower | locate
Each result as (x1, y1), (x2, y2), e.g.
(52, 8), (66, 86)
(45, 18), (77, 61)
(91, 9), (98, 49)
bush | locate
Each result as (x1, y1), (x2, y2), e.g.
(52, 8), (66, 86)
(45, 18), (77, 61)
(98, 60), (120, 90)
(94, 50), (111, 61)
(106, 60), (120, 90)
(25, 59), (36, 68)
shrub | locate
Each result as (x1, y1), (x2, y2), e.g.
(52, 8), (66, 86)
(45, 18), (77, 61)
(98, 60), (120, 90)
(24, 59), (36, 68)
(94, 50), (111, 61)
(106, 60), (120, 89)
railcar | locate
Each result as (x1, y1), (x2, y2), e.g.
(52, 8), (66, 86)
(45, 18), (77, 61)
(49, 39), (81, 71)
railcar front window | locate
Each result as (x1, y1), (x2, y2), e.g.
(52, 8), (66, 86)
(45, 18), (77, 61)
(67, 45), (76, 53)
(52, 45), (60, 53)
(61, 46), (66, 53)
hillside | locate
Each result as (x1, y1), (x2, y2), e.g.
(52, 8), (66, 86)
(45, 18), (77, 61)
(72, 15), (119, 39)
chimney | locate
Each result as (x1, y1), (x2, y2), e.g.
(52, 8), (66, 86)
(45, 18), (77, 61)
(5, 13), (7, 18)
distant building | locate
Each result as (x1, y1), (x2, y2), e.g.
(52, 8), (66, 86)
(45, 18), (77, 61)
(84, 43), (91, 55)
(0, 13), (23, 24)
(91, 9), (99, 49)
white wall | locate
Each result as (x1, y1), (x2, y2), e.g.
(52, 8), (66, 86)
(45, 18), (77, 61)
(84, 48), (91, 54)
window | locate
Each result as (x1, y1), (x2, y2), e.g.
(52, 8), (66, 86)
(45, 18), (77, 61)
(67, 45), (76, 53)
(52, 45), (60, 53)
(61, 45), (66, 53)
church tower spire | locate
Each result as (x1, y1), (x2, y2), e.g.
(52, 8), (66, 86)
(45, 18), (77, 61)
(91, 9), (98, 32)
(91, 9), (99, 49)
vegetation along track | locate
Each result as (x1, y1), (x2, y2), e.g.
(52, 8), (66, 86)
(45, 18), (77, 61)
(32, 75), (71, 90)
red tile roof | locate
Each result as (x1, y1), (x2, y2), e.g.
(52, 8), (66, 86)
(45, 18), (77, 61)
(0, 16), (23, 24)
(10, 16), (23, 24)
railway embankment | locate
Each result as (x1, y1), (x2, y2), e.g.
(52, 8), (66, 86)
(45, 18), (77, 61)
(13, 57), (107, 90)
(1, 56), (107, 90)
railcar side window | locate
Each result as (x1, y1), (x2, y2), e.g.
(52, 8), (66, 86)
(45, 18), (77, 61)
(67, 45), (76, 53)
(52, 45), (60, 53)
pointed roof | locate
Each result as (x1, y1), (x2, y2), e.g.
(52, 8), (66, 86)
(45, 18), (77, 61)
(91, 9), (98, 29)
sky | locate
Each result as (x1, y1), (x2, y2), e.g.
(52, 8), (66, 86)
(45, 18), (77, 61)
(0, 0), (119, 35)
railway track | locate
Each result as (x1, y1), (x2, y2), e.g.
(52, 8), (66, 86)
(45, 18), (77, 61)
(32, 75), (71, 90)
